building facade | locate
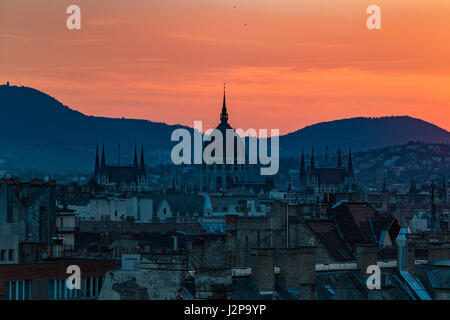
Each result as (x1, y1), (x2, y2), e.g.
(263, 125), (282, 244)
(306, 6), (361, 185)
(93, 145), (148, 192)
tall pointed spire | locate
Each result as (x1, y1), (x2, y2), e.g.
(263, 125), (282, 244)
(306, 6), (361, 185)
(94, 144), (100, 175)
(101, 144), (106, 169)
(337, 147), (342, 167)
(310, 147), (315, 169)
(220, 83), (228, 124)
(299, 147), (306, 184)
(346, 148), (354, 178)
(140, 144), (146, 175)
(133, 145), (138, 168)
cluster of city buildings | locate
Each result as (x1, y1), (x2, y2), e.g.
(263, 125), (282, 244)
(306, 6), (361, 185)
(0, 91), (449, 300)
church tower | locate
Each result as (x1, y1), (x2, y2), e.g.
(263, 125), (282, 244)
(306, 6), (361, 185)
(310, 147), (315, 170)
(337, 148), (342, 167)
(346, 148), (354, 180)
(220, 85), (228, 124)
(94, 145), (100, 175)
(133, 145), (138, 168)
(101, 145), (106, 169)
(299, 147), (306, 186)
(201, 85), (249, 193)
(140, 144), (146, 176)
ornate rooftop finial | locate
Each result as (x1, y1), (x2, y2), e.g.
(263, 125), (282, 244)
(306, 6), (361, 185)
(220, 83), (228, 124)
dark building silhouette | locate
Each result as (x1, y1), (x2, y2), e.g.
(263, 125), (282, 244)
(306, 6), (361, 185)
(300, 148), (353, 187)
(93, 144), (148, 192)
(298, 148), (365, 201)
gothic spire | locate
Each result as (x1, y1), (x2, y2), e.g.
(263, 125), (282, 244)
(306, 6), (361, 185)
(101, 144), (106, 169)
(337, 147), (342, 167)
(346, 148), (354, 178)
(220, 83), (228, 124)
(133, 145), (138, 168)
(140, 144), (146, 174)
(299, 147), (306, 184)
(94, 144), (100, 175)
(310, 147), (315, 169)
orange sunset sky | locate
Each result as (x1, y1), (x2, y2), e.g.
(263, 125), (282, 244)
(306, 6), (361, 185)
(0, 0), (449, 133)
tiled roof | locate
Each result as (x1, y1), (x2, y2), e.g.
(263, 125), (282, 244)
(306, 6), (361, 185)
(307, 220), (355, 262)
(331, 202), (398, 244)
(104, 165), (140, 184)
(311, 167), (346, 185)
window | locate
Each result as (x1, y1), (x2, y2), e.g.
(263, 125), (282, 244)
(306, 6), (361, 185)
(80, 277), (101, 299)
(49, 278), (73, 300)
(0, 249), (5, 261)
(8, 280), (31, 300)
(8, 249), (14, 261)
(48, 280), (54, 299)
(86, 277), (92, 297)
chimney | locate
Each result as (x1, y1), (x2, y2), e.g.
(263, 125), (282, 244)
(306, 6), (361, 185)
(193, 239), (232, 299)
(251, 248), (275, 292)
(428, 242), (450, 262)
(356, 243), (378, 275)
(243, 205), (249, 217)
(172, 235), (178, 251)
(280, 246), (316, 299)
(396, 227), (411, 272)
(407, 242), (416, 276)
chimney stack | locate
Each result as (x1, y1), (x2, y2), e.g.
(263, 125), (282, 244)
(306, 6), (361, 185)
(193, 239), (233, 299)
(356, 243), (378, 275)
(280, 246), (316, 299)
(428, 241), (450, 262)
(396, 228), (411, 272)
(251, 248), (275, 293)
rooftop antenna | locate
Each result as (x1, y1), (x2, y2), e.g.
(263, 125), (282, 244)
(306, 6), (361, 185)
(118, 142), (121, 165)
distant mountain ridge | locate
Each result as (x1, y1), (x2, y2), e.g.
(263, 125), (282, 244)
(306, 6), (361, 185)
(0, 84), (449, 173)
(279, 116), (450, 157)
